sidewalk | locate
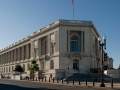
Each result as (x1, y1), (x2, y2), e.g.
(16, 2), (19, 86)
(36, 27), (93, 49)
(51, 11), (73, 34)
(21, 79), (120, 90)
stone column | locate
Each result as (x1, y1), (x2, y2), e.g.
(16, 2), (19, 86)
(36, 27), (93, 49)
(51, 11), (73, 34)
(2, 54), (3, 64)
(4, 53), (6, 64)
(13, 50), (14, 62)
(7, 53), (8, 64)
(8, 52), (9, 64)
(81, 31), (83, 52)
(67, 31), (70, 52)
(47, 34), (50, 55)
(18, 48), (20, 62)
(0, 55), (1, 65)
(14, 49), (16, 63)
(22, 46), (24, 60)
(31, 41), (34, 59)
(38, 38), (41, 56)
(11, 51), (12, 63)
(26, 44), (29, 59)
(55, 31), (59, 52)
(4, 53), (5, 64)
(35, 40), (38, 57)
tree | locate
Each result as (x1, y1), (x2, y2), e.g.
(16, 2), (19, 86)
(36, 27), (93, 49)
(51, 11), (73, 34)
(14, 64), (24, 72)
(28, 59), (39, 72)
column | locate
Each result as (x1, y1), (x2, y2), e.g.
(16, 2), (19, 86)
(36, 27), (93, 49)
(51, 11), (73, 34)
(26, 44), (29, 59)
(11, 51), (13, 63)
(31, 41), (34, 58)
(47, 34), (50, 55)
(4, 53), (6, 64)
(22, 46), (24, 60)
(81, 31), (83, 52)
(55, 31), (59, 52)
(4, 54), (5, 64)
(1, 55), (3, 65)
(67, 31), (70, 52)
(38, 38), (41, 56)
(36, 39), (39, 57)
(0, 55), (1, 65)
(18, 48), (20, 61)
(8, 52), (9, 64)
(14, 49), (16, 62)
(29, 44), (31, 59)
(9, 52), (10, 63)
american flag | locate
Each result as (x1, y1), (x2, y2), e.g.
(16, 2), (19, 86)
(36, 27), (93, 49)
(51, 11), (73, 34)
(72, 0), (74, 4)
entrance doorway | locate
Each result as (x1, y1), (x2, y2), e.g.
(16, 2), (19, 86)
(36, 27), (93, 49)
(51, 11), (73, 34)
(73, 60), (78, 69)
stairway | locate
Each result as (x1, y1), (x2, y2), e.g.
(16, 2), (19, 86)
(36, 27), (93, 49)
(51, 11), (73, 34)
(64, 73), (93, 81)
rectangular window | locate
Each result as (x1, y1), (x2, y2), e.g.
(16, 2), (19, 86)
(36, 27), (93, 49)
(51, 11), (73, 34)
(51, 46), (54, 54)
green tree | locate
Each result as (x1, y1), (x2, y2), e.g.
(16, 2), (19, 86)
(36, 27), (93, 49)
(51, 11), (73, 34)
(14, 64), (24, 72)
(28, 59), (39, 71)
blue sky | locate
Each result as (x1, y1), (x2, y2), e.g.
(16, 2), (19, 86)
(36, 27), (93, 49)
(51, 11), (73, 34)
(0, 0), (120, 68)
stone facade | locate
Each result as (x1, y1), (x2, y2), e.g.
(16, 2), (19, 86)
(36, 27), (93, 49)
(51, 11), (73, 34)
(0, 19), (113, 79)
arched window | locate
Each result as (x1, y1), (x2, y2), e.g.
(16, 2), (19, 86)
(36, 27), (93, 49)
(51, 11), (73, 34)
(50, 60), (54, 69)
(70, 35), (79, 52)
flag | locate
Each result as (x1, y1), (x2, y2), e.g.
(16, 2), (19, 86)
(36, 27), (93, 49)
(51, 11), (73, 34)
(72, 0), (74, 4)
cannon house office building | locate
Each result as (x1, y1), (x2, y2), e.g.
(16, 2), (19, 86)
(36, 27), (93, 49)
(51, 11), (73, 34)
(0, 19), (113, 78)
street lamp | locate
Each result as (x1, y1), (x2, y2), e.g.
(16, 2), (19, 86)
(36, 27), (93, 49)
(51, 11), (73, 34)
(68, 62), (69, 69)
(98, 35), (106, 87)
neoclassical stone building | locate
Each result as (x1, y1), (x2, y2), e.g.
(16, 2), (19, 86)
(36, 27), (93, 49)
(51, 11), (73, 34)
(0, 19), (113, 78)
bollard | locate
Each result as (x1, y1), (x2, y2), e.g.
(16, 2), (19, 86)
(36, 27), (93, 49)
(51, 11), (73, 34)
(79, 78), (80, 85)
(45, 77), (46, 82)
(49, 77), (50, 82)
(93, 78), (95, 86)
(85, 79), (87, 86)
(28, 77), (29, 81)
(38, 77), (40, 81)
(111, 79), (113, 88)
(42, 77), (43, 82)
(62, 79), (63, 84)
(73, 78), (74, 85)
(67, 79), (69, 84)
(53, 77), (54, 83)
(57, 78), (59, 83)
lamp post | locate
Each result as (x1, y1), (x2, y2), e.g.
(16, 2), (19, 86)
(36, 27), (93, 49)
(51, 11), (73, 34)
(68, 62), (69, 69)
(98, 35), (106, 87)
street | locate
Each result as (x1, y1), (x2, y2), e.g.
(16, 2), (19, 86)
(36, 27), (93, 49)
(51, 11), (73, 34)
(0, 79), (120, 90)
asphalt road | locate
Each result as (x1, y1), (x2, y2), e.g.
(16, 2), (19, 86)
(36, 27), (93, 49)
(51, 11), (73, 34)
(0, 79), (119, 90)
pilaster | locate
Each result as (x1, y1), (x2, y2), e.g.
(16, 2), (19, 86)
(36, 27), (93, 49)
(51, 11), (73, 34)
(26, 44), (29, 59)
(14, 49), (16, 63)
(38, 38), (41, 56)
(18, 48), (20, 62)
(22, 46), (24, 60)
(47, 34), (50, 55)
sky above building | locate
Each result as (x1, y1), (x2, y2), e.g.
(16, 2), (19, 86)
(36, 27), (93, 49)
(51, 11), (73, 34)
(0, 0), (120, 68)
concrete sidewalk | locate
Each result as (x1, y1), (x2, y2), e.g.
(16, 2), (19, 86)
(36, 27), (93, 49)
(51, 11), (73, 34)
(21, 79), (120, 90)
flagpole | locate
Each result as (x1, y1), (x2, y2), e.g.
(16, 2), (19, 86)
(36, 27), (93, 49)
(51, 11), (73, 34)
(73, 2), (74, 20)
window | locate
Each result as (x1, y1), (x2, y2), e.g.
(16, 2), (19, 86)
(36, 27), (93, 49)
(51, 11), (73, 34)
(51, 46), (54, 54)
(70, 35), (79, 52)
